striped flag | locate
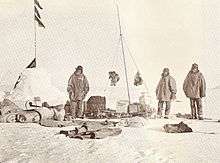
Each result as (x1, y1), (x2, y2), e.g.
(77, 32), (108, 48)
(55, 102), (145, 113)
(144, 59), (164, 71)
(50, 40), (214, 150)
(34, 6), (41, 18)
(34, 0), (43, 9)
(14, 58), (36, 89)
(34, 0), (45, 28)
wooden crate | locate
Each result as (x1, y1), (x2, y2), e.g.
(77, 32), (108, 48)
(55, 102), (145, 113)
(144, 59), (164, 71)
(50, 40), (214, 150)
(128, 103), (142, 114)
(85, 96), (106, 117)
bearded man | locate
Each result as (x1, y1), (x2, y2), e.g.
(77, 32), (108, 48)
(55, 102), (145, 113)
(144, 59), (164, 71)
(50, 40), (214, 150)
(183, 63), (206, 120)
(67, 66), (89, 118)
(156, 68), (177, 119)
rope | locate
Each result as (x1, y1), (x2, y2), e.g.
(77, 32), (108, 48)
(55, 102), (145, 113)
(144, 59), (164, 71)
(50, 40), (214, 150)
(103, 37), (121, 93)
(123, 39), (139, 71)
(123, 39), (149, 92)
(116, 4), (131, 104)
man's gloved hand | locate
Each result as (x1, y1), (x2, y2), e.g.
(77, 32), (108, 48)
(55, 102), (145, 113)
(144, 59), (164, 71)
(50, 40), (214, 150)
(67, 86), (72, 93)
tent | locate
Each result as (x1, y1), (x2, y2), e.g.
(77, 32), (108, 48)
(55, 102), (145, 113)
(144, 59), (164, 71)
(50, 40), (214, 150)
(7, 68), (67, 109)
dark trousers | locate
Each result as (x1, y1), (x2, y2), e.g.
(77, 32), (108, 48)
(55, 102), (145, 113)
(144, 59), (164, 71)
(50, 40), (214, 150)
(190, 98), (203, 118)
(157, 101), (171, 116)
(70, 100), (83, 118)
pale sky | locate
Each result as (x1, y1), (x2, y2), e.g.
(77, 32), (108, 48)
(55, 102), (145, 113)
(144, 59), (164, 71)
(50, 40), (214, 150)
(0, 0), (219, 107)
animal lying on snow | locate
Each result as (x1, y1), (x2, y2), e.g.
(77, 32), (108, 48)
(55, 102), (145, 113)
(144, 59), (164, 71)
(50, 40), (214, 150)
(164, 121), (193, 133)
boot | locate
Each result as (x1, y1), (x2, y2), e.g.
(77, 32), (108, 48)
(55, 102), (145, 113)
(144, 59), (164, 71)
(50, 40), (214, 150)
(198, 117), (204, 120)
(157, 115), (162, 119)
(164, 115), (169, 119)
(190, 114), (197, 119)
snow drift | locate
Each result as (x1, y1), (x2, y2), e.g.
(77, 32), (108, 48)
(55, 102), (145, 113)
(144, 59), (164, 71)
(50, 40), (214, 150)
(0, 91), (5, 102)
(7, 68), (67, 108)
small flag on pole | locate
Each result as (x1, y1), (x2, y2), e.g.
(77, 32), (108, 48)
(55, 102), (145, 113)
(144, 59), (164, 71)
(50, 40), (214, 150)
(34, 6), (41, 18)
(35, 15), (45, 28)
(14, 58), (37, 89)
(26, 58), (37, 68)
(34, 0), (45, 28)
(34, 0), (43, 9)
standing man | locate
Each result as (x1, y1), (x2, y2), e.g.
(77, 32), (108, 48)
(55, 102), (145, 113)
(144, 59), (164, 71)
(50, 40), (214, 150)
(183, 63), (206, 120)
(156, 68), (177, 119)
(67, 66), (89, 118)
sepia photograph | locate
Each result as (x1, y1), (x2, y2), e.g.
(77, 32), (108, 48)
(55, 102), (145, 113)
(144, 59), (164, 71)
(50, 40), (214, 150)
(0, 0), (220, 162)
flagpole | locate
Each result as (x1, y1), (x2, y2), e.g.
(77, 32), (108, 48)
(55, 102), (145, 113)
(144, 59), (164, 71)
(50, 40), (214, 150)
(34, 0), (37, 66)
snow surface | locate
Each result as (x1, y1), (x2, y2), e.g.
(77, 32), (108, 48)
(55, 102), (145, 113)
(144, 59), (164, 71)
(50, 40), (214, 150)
(204, 88), (220, 119)
(0, 91), (5, 102)
(0, 117), (220, 163)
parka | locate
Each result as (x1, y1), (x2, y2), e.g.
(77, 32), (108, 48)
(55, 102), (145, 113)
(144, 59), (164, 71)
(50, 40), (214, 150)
(156, 75), (177, 101)
(183, 70), (206, 99)
(67, 72), (89, 101)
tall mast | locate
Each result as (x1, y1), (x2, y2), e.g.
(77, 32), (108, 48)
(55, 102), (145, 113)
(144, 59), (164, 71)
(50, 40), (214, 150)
(116, 4), (131, 105)
(34, 0), (37, 65)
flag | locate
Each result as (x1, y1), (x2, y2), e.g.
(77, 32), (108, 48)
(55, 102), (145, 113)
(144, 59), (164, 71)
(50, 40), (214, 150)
(34, 0), (45, 28)
(26, 58), (36, 68)
(14, 75), (21, 89)
(35, 15), (45, 28)
(34, 6), (41, 19)
(34, 0), (43, 9)
(14, 58), (36, 89)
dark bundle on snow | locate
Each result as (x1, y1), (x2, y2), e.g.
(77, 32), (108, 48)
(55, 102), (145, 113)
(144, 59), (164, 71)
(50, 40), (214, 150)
(164, 121), (193, 133)
(59, 120), (122, 139)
